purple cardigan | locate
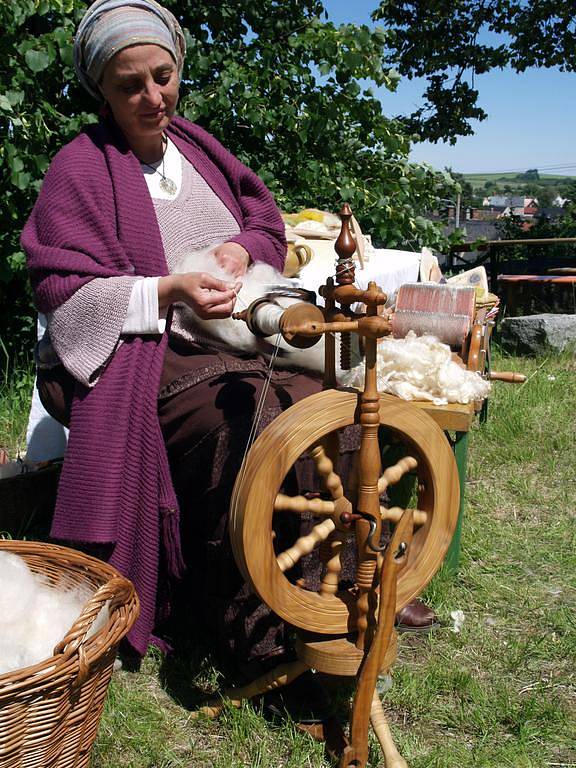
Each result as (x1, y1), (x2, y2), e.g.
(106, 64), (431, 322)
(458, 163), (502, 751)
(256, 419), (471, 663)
(22, 116), (286, 655)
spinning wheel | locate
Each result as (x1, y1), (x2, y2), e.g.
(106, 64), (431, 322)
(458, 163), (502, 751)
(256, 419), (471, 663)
(230, 388), (459, 636)
(198, 204), (461, 767)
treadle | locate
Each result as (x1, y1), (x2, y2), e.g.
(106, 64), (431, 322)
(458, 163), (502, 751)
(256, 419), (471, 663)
(295, 630), (397, 676)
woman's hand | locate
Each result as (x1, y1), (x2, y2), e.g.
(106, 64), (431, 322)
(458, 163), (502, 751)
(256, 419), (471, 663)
(210, 242), (251, 278)
(159, 272), (242, 319)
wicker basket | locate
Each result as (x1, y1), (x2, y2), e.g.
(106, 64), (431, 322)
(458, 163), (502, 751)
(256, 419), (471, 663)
(0, 540), (139, 768)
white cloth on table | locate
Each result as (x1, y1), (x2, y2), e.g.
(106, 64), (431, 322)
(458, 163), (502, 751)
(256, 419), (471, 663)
(295, 246), (421, 370)
(353, 248), (421, 296)
(296, 246), (421, 305)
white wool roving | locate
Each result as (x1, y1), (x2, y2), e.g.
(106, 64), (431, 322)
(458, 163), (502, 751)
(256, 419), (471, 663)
(0, 552), (105, 676)
(340, 331), (491, 405)
(174, 250), (325, 373)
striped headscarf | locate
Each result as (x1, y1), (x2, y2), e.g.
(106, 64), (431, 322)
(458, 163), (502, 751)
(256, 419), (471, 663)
(74, 0), (186, 100)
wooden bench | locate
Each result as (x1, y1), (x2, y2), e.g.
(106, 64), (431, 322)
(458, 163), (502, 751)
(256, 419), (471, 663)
(498, 274), (576, 316)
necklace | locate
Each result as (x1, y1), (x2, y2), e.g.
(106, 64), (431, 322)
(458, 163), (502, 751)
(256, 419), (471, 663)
(141, 137), (177, 195)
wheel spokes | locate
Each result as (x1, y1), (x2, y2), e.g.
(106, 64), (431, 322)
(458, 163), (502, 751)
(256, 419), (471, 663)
(380, 505), (428, 527)
(309, 443), (345, 500)
(276, 518), (336, 573)
(377, 456), (418, 494)
(274, 493), (335, 516)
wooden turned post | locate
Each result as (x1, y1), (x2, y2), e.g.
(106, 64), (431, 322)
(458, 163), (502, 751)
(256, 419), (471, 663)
(319, 533), (344, 597)
(354, 285), (382, 651)
(323, 276), (338, 389)
(335, 203), (356, 371)
(370, 693), (408, 768)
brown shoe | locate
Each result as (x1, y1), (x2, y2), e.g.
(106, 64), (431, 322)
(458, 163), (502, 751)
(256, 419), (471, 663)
(395, 599), (440, 632)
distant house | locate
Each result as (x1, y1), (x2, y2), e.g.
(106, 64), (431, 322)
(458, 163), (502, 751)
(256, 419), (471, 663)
(553, 195), (569, 208)
(460, 220), (500, 241)
(470, 208), (499, 221)
(482, 195), (523, 217)
(482, 195), (539, 218)
(439, 216), (499, 243)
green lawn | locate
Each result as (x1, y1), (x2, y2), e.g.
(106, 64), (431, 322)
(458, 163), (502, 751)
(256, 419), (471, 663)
(93, 349), (575, 768)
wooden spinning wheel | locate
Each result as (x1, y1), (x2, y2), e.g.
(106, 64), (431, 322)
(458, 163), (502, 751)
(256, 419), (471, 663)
(198, 204), (462, 767)
(230, 388), (459, 636)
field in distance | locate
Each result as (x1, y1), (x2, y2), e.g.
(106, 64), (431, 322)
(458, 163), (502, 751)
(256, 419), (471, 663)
(463, 172), (576, 191)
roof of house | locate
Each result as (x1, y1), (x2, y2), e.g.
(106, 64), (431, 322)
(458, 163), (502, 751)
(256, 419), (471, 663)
(442, 219), (500, 243)
(485, 195), (525, 208)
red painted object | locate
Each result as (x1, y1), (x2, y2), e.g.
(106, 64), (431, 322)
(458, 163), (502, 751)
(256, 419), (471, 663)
(498, 274), (576, 284)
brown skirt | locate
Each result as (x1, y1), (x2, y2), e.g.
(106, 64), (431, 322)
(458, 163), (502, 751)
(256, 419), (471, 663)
(157, 340), (328, 672)
(37, 340), (335, 674)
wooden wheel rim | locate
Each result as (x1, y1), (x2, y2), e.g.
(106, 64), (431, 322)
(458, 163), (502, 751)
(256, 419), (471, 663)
(230, 389), (459, 634)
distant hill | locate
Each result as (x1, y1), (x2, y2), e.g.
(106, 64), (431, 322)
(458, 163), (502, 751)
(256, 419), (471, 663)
(463, 172), (576, 191)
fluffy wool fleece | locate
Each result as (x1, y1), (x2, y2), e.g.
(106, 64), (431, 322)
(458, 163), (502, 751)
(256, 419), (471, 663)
(340, 331), (492, 405)
(0, 552), (106, 676)
(174, 250), (325, 372)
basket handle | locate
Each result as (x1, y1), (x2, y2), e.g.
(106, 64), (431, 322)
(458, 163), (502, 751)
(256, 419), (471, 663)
(54, 576), (136, 687)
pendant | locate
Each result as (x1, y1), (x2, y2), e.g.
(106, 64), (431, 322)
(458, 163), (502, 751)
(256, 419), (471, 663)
(160, 176), (177, 195)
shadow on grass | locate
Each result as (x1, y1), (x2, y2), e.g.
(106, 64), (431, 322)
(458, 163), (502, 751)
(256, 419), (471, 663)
(156, 594), (226, 711)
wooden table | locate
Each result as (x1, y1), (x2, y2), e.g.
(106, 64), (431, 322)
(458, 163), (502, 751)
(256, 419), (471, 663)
(498, 274), (576, 315)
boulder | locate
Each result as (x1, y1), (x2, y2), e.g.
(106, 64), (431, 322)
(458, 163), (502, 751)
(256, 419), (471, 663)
(500, 314), (576, 355)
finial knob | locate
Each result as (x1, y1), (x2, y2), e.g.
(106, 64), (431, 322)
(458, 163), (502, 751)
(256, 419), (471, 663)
(334, 203), (356, 285)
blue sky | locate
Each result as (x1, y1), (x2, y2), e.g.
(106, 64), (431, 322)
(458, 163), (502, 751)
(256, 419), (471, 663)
(323, 0), (576, 175)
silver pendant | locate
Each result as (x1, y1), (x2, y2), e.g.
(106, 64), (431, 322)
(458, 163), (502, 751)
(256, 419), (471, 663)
(160, 176), (177, 195)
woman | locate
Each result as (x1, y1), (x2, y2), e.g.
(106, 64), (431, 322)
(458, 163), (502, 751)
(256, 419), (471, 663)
(22, 0), (327, 692)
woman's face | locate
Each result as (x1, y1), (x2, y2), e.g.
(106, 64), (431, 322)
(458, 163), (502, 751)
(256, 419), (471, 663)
(99, 44), (179, 147)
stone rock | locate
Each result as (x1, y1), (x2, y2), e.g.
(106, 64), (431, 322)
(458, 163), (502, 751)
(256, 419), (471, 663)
(500, 314), (576, 355)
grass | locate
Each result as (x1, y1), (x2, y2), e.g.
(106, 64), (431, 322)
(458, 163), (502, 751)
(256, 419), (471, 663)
(1, 348), (574, 767)
(0, 343), (35, 458)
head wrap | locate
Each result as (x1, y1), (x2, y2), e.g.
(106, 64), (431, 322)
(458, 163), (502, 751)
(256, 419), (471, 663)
(74, 0), (186, 100)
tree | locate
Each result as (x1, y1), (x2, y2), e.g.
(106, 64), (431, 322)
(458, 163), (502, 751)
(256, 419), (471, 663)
(1, 0), (455, 356)
(516, 169), (539, 182)
(372, 1), (576, 143)
(496, 200), (576, 266)
(533, 187), (553, 208)
(441, 169), (474, 207)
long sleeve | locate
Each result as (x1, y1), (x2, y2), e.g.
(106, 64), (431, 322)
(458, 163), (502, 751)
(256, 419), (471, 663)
(122, 277), (165, 334)
(48, 275), (139, 387)
(226, 167), (288, 271)
(47, 275), (165, 387)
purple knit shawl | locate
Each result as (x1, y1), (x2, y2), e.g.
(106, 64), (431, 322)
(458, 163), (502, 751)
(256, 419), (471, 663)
(22, 116), (286, 655)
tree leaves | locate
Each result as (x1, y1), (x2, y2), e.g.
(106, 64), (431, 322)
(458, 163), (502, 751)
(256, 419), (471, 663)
(1, 0), (456, 357)
(24, 49), (51, 72)
(373, 0), (576, 142)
